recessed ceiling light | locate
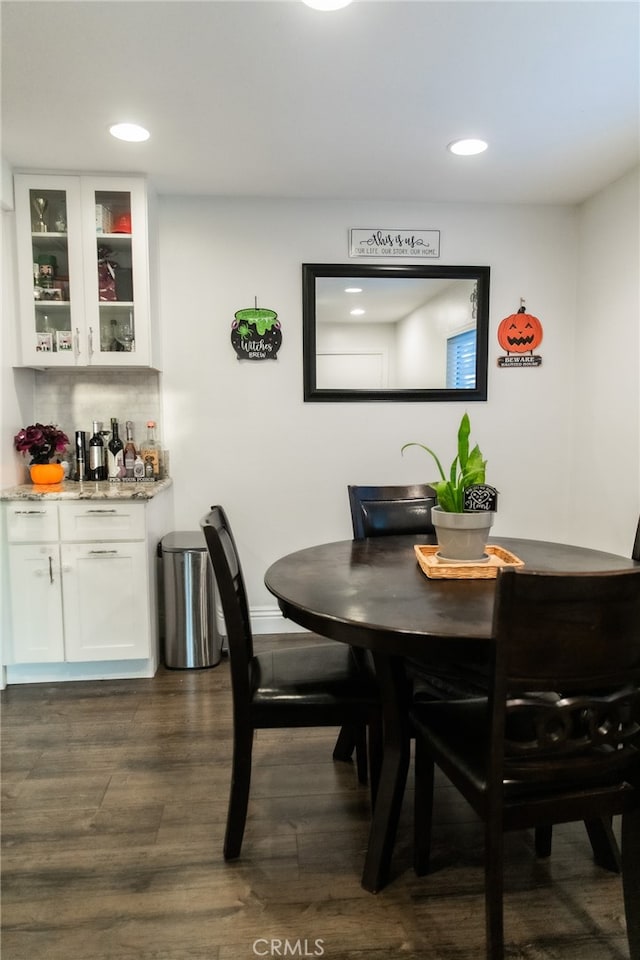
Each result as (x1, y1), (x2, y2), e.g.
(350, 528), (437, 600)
(447, 138), (488, 156)
(302, 0), (352, 10)
(109, 123), (150, 143)
(345, 287), (363, 293)
(350, 308), (365, 316)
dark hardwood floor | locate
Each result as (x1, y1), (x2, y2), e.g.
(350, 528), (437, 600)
(1, 635), (632, 960)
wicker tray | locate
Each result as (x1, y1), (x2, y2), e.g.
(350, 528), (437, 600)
(415, 544), (524, 580)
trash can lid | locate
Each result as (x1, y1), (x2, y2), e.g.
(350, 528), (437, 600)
(160, 531), (207, 553)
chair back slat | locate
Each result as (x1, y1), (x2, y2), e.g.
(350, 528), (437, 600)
(348, 484), (437, 540)
(492, 567), (640, 784)
(201, 506), (253, 711)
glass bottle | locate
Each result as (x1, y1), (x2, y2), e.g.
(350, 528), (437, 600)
(123, 421), (137, 479)
(107, 418), (125, 480)
(88, 421), (106, 481)
(140, 420), (161, 480)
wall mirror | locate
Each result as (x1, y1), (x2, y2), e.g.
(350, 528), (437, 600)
(302, 263), (490, 402)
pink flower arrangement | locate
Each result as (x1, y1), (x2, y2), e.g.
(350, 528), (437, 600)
(14, 423), (69, 465)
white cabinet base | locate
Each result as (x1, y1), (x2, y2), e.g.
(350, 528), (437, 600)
(4, 658), (158, 685)
(2, 485), (171, 683)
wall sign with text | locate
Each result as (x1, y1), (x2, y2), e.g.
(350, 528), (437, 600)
(497, 304), (543, 368)
(349, 229), (440, 259)
(231, 306), (282, 361)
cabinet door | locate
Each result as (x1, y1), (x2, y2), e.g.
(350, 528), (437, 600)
(14, 174), (155, 369)
(7, 545), (65, 663)
(14, 174), (85, 367)
(61, 541), (150, 661)
(80, 177), (151, 367)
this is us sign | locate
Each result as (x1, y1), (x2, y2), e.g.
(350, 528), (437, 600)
(349, 229), (440, 259)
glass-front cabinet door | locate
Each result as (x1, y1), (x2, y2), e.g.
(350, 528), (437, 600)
(14, 174), (154, 368)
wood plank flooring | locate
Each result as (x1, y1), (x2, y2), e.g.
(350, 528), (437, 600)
(1, 634), (632, 960)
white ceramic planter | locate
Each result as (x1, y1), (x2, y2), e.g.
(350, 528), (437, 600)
(432, 506), (495, 561)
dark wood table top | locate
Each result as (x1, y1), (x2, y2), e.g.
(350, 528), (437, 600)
(265, 534), (637, 658)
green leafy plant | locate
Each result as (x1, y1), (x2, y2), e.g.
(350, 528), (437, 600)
(401, 412), (486, 512)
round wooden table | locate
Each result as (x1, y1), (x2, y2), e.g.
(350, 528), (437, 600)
(265, 534), (638, 891)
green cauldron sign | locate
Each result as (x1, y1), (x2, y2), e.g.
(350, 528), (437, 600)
(231, 304), (282, 361)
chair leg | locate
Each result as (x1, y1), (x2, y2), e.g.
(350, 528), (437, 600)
(333, 724), (357, 763)
(354, 723), (368, 785)
(621, 806), (640, 960)
(413, 738), (435, 876)
(484, 816), (505, 960)
(585, 817), (621, 873)
(223, 726), (254, 860)
(535, 824), (552, 858)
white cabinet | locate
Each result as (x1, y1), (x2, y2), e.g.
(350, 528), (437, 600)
(14, 174), (157, 369)
(7, 543), (65, 662)
(4, 497), (167, 678)
(61, 540), (148, 661)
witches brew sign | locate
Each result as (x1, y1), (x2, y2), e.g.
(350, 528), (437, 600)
(231, 305), (282, 361)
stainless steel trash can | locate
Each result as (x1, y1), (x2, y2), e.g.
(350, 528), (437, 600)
(160, 531), (222, 669)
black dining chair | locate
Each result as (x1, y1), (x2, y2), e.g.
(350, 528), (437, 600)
(534, 513), (640, 869)
(348, 483), (438, 539)
(333, 483), (489, 765)
(333, 484), (438, 765)
(201, 505), (383, 860)
(411, 565), (640, 960)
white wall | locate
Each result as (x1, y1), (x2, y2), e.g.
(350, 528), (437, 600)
(570, 167), (640, 553)
(2, 172), (637, 643)
(157, 196), (584, 616)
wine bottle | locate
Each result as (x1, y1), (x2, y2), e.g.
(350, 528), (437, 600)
(107, 418), (125, 480)
(140, 420), (161, 480)
(88, 420), (106, 481)
(124, 421), (137, 479)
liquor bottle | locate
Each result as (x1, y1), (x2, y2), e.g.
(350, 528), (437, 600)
(123, 421), (137, 478)
(88, 420), (106, 481)
(139, 420), (161, 480)
(107, 418), (125, 480)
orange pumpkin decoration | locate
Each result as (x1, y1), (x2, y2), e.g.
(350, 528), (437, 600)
(497, 306), (543, 354)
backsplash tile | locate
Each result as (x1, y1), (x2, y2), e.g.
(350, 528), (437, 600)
(33, 370), (161, 448)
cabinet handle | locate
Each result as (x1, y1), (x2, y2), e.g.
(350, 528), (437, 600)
(14, 509), (47, 515)
(88, 326), (94, 356)
(86, 509), (118, 514)
(75, 327), (81, 357)
(49, 555), (53, 584)
(88, 549), (119, 555)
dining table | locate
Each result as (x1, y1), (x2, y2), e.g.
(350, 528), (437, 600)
(264, 533), (639, 893)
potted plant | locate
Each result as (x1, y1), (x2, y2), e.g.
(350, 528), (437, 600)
(401, 412), (496, 561)
(14, 422), (69, 484)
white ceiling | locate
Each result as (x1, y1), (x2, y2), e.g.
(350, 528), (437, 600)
(2, 0), (639, 204)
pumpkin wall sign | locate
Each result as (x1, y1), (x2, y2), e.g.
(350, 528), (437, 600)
(497, 301), (543, 367)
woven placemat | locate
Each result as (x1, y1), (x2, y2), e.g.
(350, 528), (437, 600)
(415, 544), (525, 579)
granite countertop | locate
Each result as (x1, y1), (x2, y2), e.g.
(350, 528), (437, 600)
(0, 477), (173, 501)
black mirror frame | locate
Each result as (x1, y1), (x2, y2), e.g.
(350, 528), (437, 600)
(302, 263), (490, 402)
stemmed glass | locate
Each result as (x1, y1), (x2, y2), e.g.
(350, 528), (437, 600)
(32, 196), (48, 232)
